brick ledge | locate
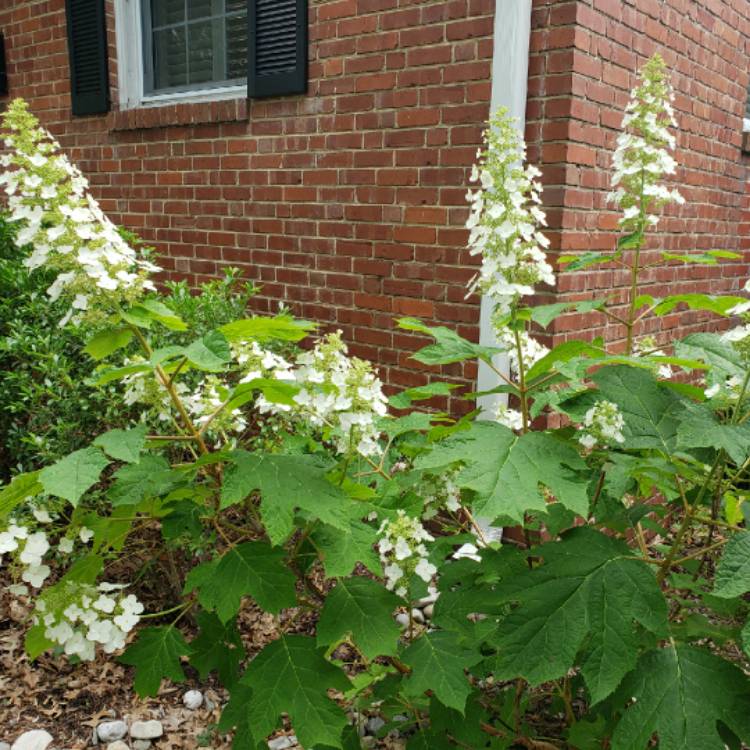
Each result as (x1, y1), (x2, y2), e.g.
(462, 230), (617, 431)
(109, 98), (248, 131)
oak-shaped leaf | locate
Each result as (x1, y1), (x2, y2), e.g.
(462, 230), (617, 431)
(401, 631), (482, 713)
(238, 635), (351, 749)
(713, 531), (750, 599)
(221, 451), (350, 545)
(311, 519), (381, 579)
(184, 541), (297, 621)
(39, 447), (110, 506)
(189, 611), (244, 688)
(93, 425), (148, 464)
(416, 421), (588, 522)
(119, 625), (192, 697)
(489, 527), (667, 704)
(611, 645), (750, 750)
(317, 577), (401, 660)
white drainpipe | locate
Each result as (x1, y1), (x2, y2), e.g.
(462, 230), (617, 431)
(477, 0), (533, 417)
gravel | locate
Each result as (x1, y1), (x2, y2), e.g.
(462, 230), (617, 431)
(128, 722), (163, 741)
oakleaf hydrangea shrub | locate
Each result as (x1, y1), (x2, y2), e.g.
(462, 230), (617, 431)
(2, 54), (750, 750)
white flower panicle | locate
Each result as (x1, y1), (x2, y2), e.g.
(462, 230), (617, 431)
(496, 327), (549, 379)
(377, 511), (436, 598)
(233, 341), (295, 414)
(0, 524), (51, 589)
(579, 400), (626, 450)
(291, 331), (388, 457)
(182, 375), (248, 444)
(421, 470), (462, 519)
(465, 108), (554, 319)
(608, 54), (684, 232)
(0, 99), (160, 326)
(34, 583), (144, 662)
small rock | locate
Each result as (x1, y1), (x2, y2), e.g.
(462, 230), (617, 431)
(203, 695), (217, 712)
(361, 739), (376, 749)
(411, 608), (424, 624)
(129, 722), (163, 741)
(106, 743), (129, 750)
(423, 603), (434, 620)
(183, 690), (203, 710)
(132, 742), (150, 750)
(1, 743), (11, 750)
(395, 613), (409, 629)
(365, 717), (386, 735)
(267, 736), (296, 750)
(97, 722), (127, 743)
(415, 593), (438, 607)
(11, 732), (54, 750)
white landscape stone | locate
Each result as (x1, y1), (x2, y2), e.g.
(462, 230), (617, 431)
(97, 722), (127, 743)
(131, 742), (150, 750)
(129, 721), (163, 741)
(267, 736), (297, 750)
(11, 731), (54, 750)
(106, 743), (129, 750)
(1, 742), (11, 750)
(182, 690), (203, 710)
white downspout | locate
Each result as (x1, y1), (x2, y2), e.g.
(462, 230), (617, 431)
(477, 0), (533, 417)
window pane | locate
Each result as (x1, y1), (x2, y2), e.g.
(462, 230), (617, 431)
(187, 20), (217, 84)
(153, 27), (187, 88)
(187, 0), (214, 21)
(151, 0), (184, 28)
(226, 12), (247, 80)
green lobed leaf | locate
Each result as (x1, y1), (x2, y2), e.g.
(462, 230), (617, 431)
(185, 541), (297, 620)
(189, 611), (244, 688)
(611, 645), (750, 750)
(222, 451), (350, 546)
(219, 316), (316, 343)
(651, 293), (744, 317)
(93, 425), (148, 464)
(675, 333), (745, 381)
(239, 635), (351, 749)
(0, 471), (42, 521)
(589, 365), (684, 453)
(662, 249), (741, 265)
(388, 381), (460, 409)
(182, 330), (232, 371)
(84, 327), (134, 360)
(39, 447), (110, 506)
(225, 378), (299, 413)
(397, 317), (500, 365)
(528, 299), (606, 330)
(558, 251), (619, 272)
(107, 455), (181, 507)
(93, 361), (152, 386)
(119, 625), (193, 697)
(713, 531), (750, 599)
(401, 631), (482, 713)
(676, 402), (750, 465)
(317, 577), (401, 660)
(133, 298), (188, 331)
(489, 527), (667, 703)
(742, 619), (750, 659)
(417, 421), (588, 522)
(311, 520), (381, 578)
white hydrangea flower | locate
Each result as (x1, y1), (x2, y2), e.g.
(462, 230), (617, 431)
(0, 100), (160, 327)
(465, 108), (554, 319)
(495, 327), (549, 379)
(495, 404), (524, 431)
(377, 511), (436, 597)
(289, 331), (388, 457)
(33, 581), (144, 662)
(579, 400), (625, 450)
(421, 470), (462, 518)
(607, 54), (684, 232)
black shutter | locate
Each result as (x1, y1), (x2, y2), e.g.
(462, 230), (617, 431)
(65, 0), (110, 116)
(0, 34), (8, 97)
(248, 0), (308, 98)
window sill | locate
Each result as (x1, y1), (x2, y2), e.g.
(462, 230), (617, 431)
(109, 96), (248, 131)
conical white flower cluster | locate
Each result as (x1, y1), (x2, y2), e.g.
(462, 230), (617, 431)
(607, 54), (684, 232)
(0, 100), (160, 326)
(465, 109), (554, 319)
(377, 510), (436, 598)
(578, 400), (625, 450)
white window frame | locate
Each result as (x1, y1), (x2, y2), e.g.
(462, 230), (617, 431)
(114, 0), (246, 110)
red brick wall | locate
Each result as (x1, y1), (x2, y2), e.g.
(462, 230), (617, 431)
(1, 0), (750, 408)
(0, 0), (494, 410)
(527, 0), (750, 349)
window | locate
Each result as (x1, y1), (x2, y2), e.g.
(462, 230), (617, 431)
(113, 0), (308, 110)
(142, 0), (247, 95)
